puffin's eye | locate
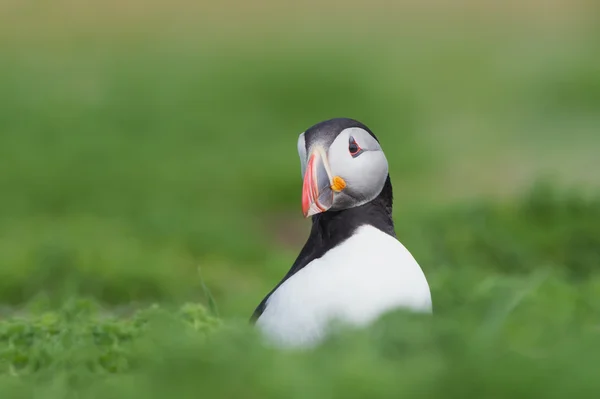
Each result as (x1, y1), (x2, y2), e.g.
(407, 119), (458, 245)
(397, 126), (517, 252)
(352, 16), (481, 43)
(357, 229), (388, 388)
(348, 136), (362, 157)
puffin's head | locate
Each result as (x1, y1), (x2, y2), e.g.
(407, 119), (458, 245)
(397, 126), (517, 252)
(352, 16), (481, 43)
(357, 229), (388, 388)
(298, 118), (389, 218)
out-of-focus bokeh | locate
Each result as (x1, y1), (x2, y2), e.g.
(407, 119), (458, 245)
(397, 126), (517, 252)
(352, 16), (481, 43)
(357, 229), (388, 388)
(2, 0), (598, 314)
(1, 1), (600, 396)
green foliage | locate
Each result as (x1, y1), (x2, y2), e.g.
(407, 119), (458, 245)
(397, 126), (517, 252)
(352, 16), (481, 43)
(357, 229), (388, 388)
(0, 300), (219, 378)
(402, 183), (600, 278)
(0, 280), (599, 398)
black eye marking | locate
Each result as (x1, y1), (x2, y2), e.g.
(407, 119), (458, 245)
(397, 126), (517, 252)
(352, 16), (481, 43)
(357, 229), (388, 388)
(348, 136), (363, 157)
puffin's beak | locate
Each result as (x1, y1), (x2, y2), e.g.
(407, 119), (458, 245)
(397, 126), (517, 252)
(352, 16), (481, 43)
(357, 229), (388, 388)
(301, 146), (346, 218)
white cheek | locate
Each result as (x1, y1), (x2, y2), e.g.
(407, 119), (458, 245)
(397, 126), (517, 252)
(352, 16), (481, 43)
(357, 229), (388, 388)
(326, 129), (389, 206)
(326, 134), (353, 175)
(364, 153), (389, 191)
(329, 150), (388, 206)
(348, 153), (388, 191)
(332, 150), (355, 178)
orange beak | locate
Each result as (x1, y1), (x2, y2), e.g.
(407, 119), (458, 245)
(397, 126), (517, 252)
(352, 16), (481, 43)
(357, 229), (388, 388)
(301, 147), (346, 218)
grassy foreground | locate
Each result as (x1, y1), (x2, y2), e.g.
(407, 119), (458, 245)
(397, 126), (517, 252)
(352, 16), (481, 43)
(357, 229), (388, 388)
(2, 296), (600, 398)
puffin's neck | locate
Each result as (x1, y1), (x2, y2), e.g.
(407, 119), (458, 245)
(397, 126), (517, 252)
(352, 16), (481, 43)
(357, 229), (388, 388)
(310, 175), (396, 249)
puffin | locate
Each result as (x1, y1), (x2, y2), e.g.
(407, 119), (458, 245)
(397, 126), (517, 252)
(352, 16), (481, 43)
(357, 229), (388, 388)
(251, 118), (432, 348)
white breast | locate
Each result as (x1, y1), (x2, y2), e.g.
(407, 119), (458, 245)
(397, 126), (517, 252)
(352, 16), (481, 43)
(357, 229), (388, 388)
(255, 225), (432, 348)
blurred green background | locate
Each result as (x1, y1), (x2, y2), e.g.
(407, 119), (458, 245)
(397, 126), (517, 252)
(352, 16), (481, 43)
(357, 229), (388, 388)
(1, 1), (600, 396)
